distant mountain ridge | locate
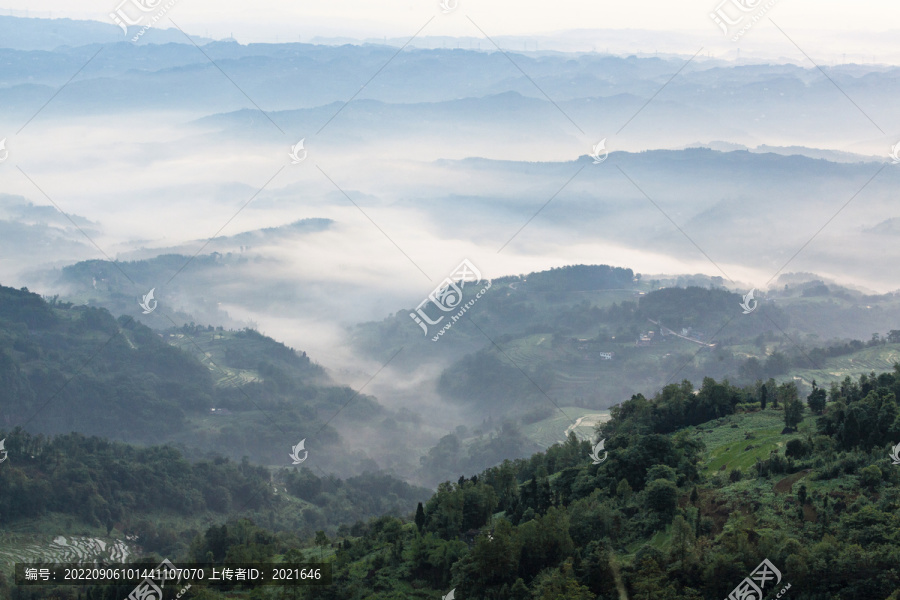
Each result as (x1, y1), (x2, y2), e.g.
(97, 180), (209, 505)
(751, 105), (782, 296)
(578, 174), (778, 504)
(0, 14), (208, 50)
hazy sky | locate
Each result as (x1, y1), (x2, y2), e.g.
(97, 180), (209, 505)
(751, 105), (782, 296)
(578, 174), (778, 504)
(5, 0), (900, 44)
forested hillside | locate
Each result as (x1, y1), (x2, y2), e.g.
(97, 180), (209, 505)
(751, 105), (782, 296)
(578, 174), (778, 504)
(426, 274), (900, 418)
(0, 284), (411, 475)
(6, 368), (898, 598)
(300, 370), (900, 599)
(0, 429), (430, 568)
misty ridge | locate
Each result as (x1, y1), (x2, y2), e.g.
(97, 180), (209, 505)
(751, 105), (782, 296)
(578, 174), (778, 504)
(0, 12), (899, 487)
(1, 16), (898, 279)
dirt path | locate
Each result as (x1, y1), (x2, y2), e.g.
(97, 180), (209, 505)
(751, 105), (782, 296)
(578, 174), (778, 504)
(561, 412), (612, 443)
(647, 318), (716, 347)
(564, 416), (587, 438)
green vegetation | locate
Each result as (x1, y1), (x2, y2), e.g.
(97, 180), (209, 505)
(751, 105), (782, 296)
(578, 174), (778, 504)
(696, 410), (810, 475)
(4, 269), (900, 598)
(355, 266), (900, 428)
(6, 366), (899, 599)
(0, 284), (412, 474)
(302, 368), (900, 599)
(0, 430), (429, 555)
(791, 341), (900, 386)
(520, 406), (610, 448)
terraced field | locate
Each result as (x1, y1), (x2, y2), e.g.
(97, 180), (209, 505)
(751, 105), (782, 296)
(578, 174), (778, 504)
(692, 411), (816, 476)
(791, 343), (900, 387)
(496, 332), (707, 407)
(500, 334), (557, 368)
(0, 534), (132, 566)
(165, 332), (260, 387)
(522, 406), (611, 448)
(498, 334), (900, 414)
(213, 367), (259, 388)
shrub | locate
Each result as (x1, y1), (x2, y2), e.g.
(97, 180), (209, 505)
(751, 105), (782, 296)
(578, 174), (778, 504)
(860, 465), (882, 488)
(785, 439), (810, 459)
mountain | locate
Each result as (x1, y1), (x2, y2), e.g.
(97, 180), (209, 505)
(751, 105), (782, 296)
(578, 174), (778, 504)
(0, 284), (426, 478)
(26, 256), (900, 482)
(1, 21), (898, 158)
(0, 14), (209, 50)
(0, 194), (96, 274)
(309, 368), (900, 599)
(19, 218), (334, 329)
(353, 264), (900, 419)
(5, 367), (897, 598)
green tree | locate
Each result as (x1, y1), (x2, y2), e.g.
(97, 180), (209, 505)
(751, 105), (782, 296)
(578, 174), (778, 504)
(452, 519), (519, 595)
(645, 464), (677, 484)
(631, 555), (681, 600)
(767, 378), (779, 408)
(616, 478), (633, 503)
(644, 479), (678, 525)
(808, 380), (827, 415)
(784, 397), (804, 429)
(509, 577), (529, 600)
(668, 515), (695, 566)
(517, 507), (574, 581)
(859, 465), (882, 488)
(415, 502), (426, 533)
(781, 383), (804, 429)
(314, 530), (329, 559)
(409, 533), (465, 589)
(530, 559), (593, 600)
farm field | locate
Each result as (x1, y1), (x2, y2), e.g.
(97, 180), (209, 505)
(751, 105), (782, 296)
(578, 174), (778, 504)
(166, 332), (262, 387)
(691, 410), (816, 476)
(522, 406), (611, 448)
(496, 331), (712, 407)
(0, 532), (132, 574)
(791, 343), (900, 386)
